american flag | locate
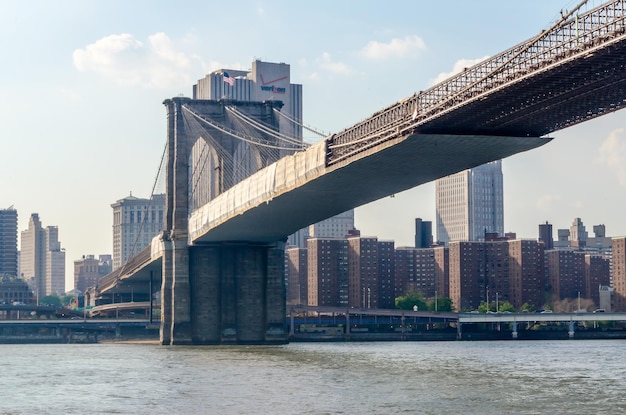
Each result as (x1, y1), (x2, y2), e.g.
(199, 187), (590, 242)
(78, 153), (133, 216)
(223, 72), (235, 86)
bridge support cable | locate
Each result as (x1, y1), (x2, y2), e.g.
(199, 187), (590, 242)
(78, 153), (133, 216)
(181, 103), (310, 211)
(182, 109), (243, 206)
(183, 105), (279, 189)
(226, 106), (310, 148)
(326, 0), (626, 165)
(182, 105), (306, 152)
(271, 107), (329, 140)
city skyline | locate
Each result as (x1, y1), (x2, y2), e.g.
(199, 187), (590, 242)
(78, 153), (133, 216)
(1, 1), (625, 290)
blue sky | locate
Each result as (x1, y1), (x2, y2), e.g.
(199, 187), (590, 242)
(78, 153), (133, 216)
(1, 1), (625, 290)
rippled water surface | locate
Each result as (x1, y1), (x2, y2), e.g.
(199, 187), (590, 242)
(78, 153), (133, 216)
(1, 340), (625, 414)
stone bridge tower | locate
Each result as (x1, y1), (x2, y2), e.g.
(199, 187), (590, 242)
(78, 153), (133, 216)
(161, 96), (289, 345)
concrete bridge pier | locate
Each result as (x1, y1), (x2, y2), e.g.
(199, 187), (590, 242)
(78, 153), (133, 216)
(187, 242), (287, 345)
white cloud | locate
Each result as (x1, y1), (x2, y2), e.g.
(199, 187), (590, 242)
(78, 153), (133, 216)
(317, 52), (353, 76)
(597, 127), (626, 187)
(73, 33), (194, 89)
(536, 194), (562, 210)
(429, 56), (490, 86)
(360, 35), (426, 60)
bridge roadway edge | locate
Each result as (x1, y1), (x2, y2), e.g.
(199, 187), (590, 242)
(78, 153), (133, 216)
(189, 133), (552, 244)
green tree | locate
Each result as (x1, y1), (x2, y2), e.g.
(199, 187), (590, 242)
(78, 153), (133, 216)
(395, 291), (427, 311)
(477, 301), (491, 313)
(61, 295), (76, 307)
(498, 301), (515, 313)
(428, 297), (453, 312)
(40, 294), (61, 307)
(520, 302), (535, 313)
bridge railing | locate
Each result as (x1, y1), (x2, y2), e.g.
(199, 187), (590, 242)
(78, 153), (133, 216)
(326, 0), (626, 165)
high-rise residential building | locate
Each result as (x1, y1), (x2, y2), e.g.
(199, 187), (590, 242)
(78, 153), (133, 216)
(546, 249), (585, 302)
(394, 247), (436, 299)
(285, 246), (308, 305)
(584, 254), (610, 307)
(448, 240), (512, 311)
(111, 193), (165, 270)
(414, 218), (433, 248)
(0, 207), (18, 278)
(507, 239), (545, 309)
(433, 246), (450, 299)
(306, 238), (348, 307)
(435, 160), (504, 245)
(377, 240), (396, 309)
(538, 221), (554, 250)
(347, 236), (381, 309)
(612, 237), (626, 311)
(74, 254), (113, 294)
(20, 213), (65, 297)
(448, 241), (488, 311)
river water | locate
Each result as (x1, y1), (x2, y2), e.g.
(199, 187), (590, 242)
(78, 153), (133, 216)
(0, 340), (624, 414)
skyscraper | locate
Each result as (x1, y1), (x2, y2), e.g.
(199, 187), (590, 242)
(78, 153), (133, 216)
(194, 59), (303, 157)
(20, 213), (65, 297)
(569, 217), (588, 248)
(111, 193), (165, 270)
(414, 218), (433, 248)
(0, 207), (18, 278)
(435, 160), (504, 245)
(538, 221), (554, 250)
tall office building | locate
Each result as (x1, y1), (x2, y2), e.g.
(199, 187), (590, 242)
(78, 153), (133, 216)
(309, 210), (355, 240)
(414, 218), (433, 248)
(195, 59), (348, 248)
(194, 59), (303, 157)
(0, 207), (18, 278)
(569, 217), (588, 248)
(20, 213), (65, 297)
(538, 221), (554, 250)
(111, 193), (165, 270)
(435, 160), (504, 245)
(287, 210), (355, 249)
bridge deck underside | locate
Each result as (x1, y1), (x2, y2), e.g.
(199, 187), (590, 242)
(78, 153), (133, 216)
(192, 133), (549, 243)
(418, 37), (626, 137)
